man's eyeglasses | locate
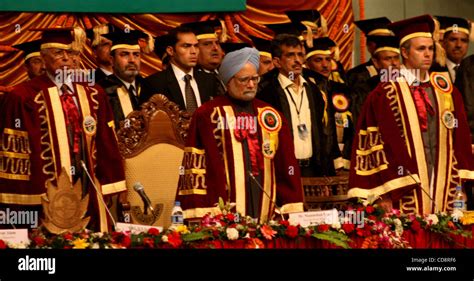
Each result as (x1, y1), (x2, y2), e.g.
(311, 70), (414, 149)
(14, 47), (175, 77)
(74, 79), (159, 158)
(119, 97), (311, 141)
(234, 75), (260, 85)
(49, 49), (76, 59)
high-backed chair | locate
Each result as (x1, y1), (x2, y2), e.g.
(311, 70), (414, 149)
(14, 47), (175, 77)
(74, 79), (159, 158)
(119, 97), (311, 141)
(301, 172), (350, 210)
(117, 94), (191, 228)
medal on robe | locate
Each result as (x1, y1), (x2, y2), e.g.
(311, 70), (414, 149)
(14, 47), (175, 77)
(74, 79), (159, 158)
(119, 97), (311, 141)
(258, 107), (282, 159)
(83, 115), (97, 136)
(297, 123), (308, 140)
(441, 110), (455, 129)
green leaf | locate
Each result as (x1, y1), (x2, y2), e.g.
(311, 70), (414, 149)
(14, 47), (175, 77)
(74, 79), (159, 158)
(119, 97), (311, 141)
(312, 231), (351, 249)
(218, 197), (225, 211)
(182, 232), (209, 242)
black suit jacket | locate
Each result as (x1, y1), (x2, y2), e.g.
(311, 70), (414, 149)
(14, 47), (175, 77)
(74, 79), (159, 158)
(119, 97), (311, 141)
(93, 68), (109, 84)
(98, 74), (154, 129)
(145, 67), (217, 111)
(257, 70), (338, 176)
(455, 54), (474, 143)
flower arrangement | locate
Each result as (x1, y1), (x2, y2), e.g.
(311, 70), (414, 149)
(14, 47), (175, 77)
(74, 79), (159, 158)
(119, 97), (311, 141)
(0, 199), (471, 249)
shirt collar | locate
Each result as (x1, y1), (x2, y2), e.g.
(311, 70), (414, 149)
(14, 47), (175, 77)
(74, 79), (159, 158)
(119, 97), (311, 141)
(47, 71), (74, 93)
(171, 63), (194, 81)
(400, 65), (429, 86)
(116, 76), (136, 90)
(100, 67), (113, 76)
(277, 72), (307, 90)
(446, 58), (458, 70)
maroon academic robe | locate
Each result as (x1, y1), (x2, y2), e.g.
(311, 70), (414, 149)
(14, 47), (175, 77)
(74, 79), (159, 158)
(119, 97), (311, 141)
(348, 71), (474, 215)
(0, 74), (126, 231)
(176, 96), (304, 222)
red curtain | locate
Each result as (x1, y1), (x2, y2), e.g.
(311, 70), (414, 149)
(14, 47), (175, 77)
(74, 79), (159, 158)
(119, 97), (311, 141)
(0, 0), (354, 87)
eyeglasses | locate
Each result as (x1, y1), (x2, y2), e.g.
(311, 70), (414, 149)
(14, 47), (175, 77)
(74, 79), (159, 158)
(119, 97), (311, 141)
(49, 49), (75, 59)
(233, 75), (260, 85)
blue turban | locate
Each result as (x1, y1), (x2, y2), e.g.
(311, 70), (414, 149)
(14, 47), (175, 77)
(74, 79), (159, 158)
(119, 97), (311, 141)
(219, 47), (260, 85)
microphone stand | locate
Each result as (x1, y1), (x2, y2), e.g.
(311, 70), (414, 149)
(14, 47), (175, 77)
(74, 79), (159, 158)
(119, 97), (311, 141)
(80, 160), (117, 230)
(406, 169), (439, 214)
(248, 171), (285, 221)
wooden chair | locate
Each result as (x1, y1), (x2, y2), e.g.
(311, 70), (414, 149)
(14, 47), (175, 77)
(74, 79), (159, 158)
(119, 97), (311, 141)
(117, 94), (191, 228)
(301, 172), (350, 210)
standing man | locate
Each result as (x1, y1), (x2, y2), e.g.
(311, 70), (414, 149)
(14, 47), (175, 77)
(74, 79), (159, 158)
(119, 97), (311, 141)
(13, 39), (45, 80)
(347, 18), (393, 108)
(0, 27), (126, 231)
(437, 16), (471, 83)
(98, 30), (154, 128)
(249, 36), (274, 76)
(86, 23), (117, 83)
(350, 35), (401, 125)
(181, 20), (226, 96)
(305, 37), (353, 169)
(176, 47), (303, 222)
(258, 34), (339, 176)
(146, 26), (217, 113)
(348, 15), (474, 215)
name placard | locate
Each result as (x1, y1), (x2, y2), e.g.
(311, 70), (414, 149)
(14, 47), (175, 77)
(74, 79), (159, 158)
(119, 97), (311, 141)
(115, 223), (163, 234)
(0, 229), (29, 244)
(288, 209), (338, 227)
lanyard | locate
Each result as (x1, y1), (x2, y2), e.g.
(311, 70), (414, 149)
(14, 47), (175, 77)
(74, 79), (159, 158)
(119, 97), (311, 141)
(285, 86), (304, 117)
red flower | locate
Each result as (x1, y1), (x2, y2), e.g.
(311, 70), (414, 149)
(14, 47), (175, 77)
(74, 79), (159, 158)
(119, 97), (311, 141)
(411, 220), (421, 232)
(143, 237), (155, 248)
(317, 224), (330, 232)
(121, 235), (131, 248)
(63, 233), (74, 241)
(0, 240), (6, 249)
(285, 225), (299, 238)
(212, 230), (220, 238)
(342, 223), (355, 234)
(226, 213), (235, 222)
(305, 229), (314, 238)
(279, 220), (290, 227)
(33, 236), (45, 247)
(260, 225), (277, 240)
(368, 215), (377, 221)
(447, 221), (457, 230)
(357, 207), (364, 212)
(147, 228), (160, 236)
(365, 206), (375, 214)
(167, 232), (182, 248)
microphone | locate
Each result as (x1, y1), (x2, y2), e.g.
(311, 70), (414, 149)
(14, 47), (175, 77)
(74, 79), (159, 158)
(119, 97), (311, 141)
(405, 169), (439, 214)
(80, 160), (117, 230)
(133, 182), (155, 214)
(247, 171), (285, 221)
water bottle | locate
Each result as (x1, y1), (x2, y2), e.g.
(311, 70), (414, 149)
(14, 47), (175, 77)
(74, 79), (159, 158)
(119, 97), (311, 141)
(170, 201), (184, 229)
(453, 186), (467, 212)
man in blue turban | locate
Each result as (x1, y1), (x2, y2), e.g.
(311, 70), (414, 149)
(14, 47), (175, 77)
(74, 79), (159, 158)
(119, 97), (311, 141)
(176, 47), (304, 222)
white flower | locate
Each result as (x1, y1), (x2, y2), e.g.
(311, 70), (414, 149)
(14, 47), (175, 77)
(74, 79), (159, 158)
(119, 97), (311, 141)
(331, 221), (341, 230)
(236, 224), (245, 231)
(91, 243), (100, 249)
(161, 235), (168, 243)
(226, 228), (239, 240)
(92, 232), (104, 239)
(214, 222), (222, 228)
(7, 241), (29, 249)
(393, 218), (402, 227)
(269, 220), (278, 226)
(451, 209), (464, 221)
(426, 214), (439, 225)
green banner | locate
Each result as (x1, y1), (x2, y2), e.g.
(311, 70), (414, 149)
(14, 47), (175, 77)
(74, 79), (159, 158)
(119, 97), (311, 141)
(0, 0), (246, 13)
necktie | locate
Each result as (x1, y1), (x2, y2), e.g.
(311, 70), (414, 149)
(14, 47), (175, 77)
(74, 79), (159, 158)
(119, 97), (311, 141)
(410, 82), (435, 132)
(60, 84), (82, 154)
(184, 74), (198, 113)
(128, 84), (139, 108)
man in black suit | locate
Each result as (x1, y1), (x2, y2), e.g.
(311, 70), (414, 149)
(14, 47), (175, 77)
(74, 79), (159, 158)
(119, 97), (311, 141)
(257, 34), (337, 177)
(86, 23), (118, 84)
(97, 29), (154, 129)
(146, 26), (217, 113)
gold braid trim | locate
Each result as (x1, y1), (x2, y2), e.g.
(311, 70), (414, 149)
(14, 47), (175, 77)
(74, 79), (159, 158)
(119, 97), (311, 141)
(89, 86), (99, 171)
(399, 190), (418, 214)
(355, 127), (389, 176)
(445, 155), (461, 212)
(34, 92), (56, 187)
(384, 83), (407, 143)
(0, 126), (31, 180)
(178, 147), (207, 196)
